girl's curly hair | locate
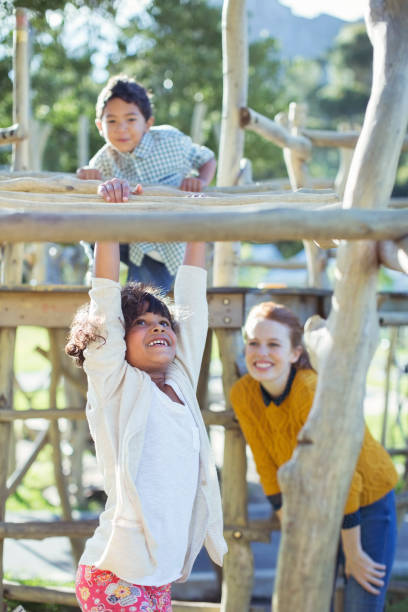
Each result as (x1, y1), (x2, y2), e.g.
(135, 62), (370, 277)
(65, 282), (175, 367)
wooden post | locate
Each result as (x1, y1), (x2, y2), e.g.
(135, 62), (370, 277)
(48, 330), (84, 563)
(191, 98), (207, 145)
(63, 355), (87, 507)
(280, 102), (328, 288)
(381, 327), (398, 446)
(77, 114), (90, 168)
(215, 2), (253, 611)
(0, 10), (30, 606)
(217, 328), (253, 612)
(273, 2), (408, 610)
(12, 8), (30, 171)
(334, 123), (356, 199)
(213, 0), (248, 286)
(29, 120), (51, 172)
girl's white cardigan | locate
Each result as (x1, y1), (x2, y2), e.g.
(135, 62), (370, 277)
(79, 265), (227, 584)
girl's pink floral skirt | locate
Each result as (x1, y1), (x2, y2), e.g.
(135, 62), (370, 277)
(76, 564), (172, 612)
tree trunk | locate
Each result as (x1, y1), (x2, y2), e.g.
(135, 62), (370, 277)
(273, 3), (408, 610)
(213, 0), (248, 286)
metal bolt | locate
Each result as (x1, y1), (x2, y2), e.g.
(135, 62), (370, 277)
(223, 298), (230, 305)
(224, 316), (231, 324)
(233, 530), (242, 539)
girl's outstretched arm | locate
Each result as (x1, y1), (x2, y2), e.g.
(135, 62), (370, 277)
(183, 242), (206, 269)
(94, 179), (142, 281)
(94, 242), (120, 281)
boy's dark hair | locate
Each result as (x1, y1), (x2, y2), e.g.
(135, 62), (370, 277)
(65, 282), (175, 367)
(96, 74), (153, 121)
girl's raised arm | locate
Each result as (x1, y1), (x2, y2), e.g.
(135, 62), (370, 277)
(94, 179), (143, 281)
(183, 242), (206, 269)
(94, 242), (120, 281)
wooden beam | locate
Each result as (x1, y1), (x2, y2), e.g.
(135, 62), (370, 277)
(0, 124), (25, 144)
(274, 3), (408, 611)
(0, 519), (97, 540)
(0, 285), (88, 327)
(0, 188), (339, 208)
(240, 106), (312, 159)
(1, 286), (407, 329)
(378, 236), (408, 274)
(2, 583), (266, 612)
(0, 408), (85, 421)
(3, 583), (78, 606)
(1, 208), (408, 243)
(301, 127), (408, 151)
(378, 312), (408, 326)
(6, 427), (49, 496)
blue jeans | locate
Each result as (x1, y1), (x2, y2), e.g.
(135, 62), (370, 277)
(82, 244), (174, 294)
(336, 490), (397, 612)
(127, 254), (174, 294)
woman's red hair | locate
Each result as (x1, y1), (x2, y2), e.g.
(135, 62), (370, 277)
(244, 301), (313, 370)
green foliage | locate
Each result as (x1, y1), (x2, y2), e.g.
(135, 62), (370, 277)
(246, 38), (287, 179)
(112, 0), (286, 180)
(0, 0), (289, 178)
(107, 0), (223, 156)
(0, 21), (13, 167)
(2, 0), (115, 16)
(316, 23), (372, 123)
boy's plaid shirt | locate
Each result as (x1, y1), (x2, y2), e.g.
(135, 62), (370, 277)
(90, 125), (214, 274)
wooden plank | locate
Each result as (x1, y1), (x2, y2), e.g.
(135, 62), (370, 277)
(2, 208), (408, 243)
(0, 285), (88, 327)
(2, 583), (266, 611)
(208, 293), (244, 328)
(3, 583), (78, 605)
(244, 287), (330, 324)
(0, 408), (85, 421)
(1, 286), (408, 329)
(0, 519), (98, 539)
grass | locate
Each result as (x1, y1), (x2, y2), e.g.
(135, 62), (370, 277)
(6, 445), (59, 513)
(7, 326), (68, 514)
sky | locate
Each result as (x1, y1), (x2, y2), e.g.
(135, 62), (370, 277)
(279, 0), (365, 22)
(116, 1), (366, 25)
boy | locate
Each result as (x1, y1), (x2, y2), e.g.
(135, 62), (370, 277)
(78, 74), (216, 291)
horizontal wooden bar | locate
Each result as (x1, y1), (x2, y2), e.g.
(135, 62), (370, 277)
(0, 518), (98, 539)
(1, 207), (408, 242)
(388, 447), (408, 456)
(1, 286), (408, 331)
(242, 258), (307, 269)
(301, 128), (408, 152)
(378, 312), (408, 326)
(0, 123), (25, 144)
(3, 583), (78, 606)
(0, 284), (88, 327)
(202, 409), (238, 428)
(224, 516), (280, 543)
(0, 408), (86, 422)
(240, 106), (312, 158)
(2, 583), (265, 611)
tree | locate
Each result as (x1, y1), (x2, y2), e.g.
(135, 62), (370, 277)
(316, 23), (372, 123)
(0, 0), (288, 179)
(1, 0), (115, 17)
(0, 6), (105, 171)
(108, 0), (286, 180)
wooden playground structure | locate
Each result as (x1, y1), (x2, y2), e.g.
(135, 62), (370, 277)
(1, 1), (408, 610)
